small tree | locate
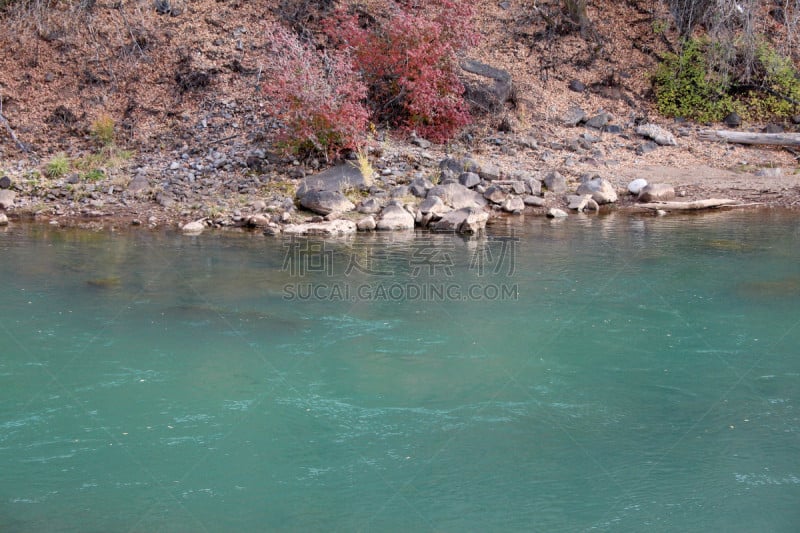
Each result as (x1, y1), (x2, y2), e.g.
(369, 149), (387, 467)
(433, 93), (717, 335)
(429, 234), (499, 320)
(325, 0), (477, 143)
(261, 24), (369, 160)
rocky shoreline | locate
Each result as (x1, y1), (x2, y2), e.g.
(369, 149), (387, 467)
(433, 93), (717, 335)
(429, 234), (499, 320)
(1, 113), (799, 234)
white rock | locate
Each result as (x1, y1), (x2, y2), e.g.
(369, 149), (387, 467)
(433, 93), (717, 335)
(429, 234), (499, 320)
(628, 178), (648, 195)
(547, 208), (568, 218)
(0, 213), (8, 226)
(283, 219), (357, 235)
(181, 220), (206, 234)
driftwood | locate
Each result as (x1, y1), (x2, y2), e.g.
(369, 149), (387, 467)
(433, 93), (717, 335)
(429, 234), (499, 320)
(637, 198), (741, 211)
(699, 130), (800, 147)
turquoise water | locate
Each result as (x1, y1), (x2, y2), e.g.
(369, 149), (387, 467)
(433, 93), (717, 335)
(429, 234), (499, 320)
(1, 211), (799, 532)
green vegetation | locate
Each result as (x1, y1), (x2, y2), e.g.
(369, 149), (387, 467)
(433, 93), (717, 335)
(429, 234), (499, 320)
(653, 38), (800, 122)
(45, 153), (70, 178)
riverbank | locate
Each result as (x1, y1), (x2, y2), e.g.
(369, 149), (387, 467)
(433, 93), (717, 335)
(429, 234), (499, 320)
(1, 115), (799, 234)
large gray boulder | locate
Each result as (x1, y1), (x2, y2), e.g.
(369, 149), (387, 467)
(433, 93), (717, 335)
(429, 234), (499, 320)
(576, 177), (617, 204)
(296, 163), (367, 198)
(300, 190), (355, 215)
(431, 207), (489, 234)
(376, 203), (415, 230)
(543, 171), (567, 194)
(427, 182), (487, 210)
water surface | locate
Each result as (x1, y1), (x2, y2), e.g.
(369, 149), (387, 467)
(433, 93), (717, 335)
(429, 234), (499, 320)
(1, 211), (799, 531)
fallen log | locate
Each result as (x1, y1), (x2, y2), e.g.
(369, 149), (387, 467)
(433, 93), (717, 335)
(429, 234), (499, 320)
(698, 130), (800, 147)
(637, 198), (741, 211)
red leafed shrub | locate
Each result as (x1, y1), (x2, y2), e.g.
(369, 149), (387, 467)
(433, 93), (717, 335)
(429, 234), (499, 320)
(261, 23), (369, 160)
(326, 0), (477, 143)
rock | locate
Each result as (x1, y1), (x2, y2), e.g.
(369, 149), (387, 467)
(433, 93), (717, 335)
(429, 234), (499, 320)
(300, 190), (355, 215)
(391, 185), (410, 198)
(410, 132), (431, 148)
(127, 175), (150, 192)
(283, 219), (357, 235)
(0, 176), (11, 189)
(251, 200), (267, 212)
(427, 182), (487, 210)
(523, 195), (545, 207)
(568, 79), (585, 92)
(0, 189), (16, 209)
(543, 171), (567, 194)
(461, 59), (513, 114)
(724, 112), (742, 128)
(156, 192), (175, 208)
(376, 203), (415, 230)
(169, 161), (181, 170)
(418, 195), (448, 215)
(636, 141), (659, 155)
(247, 214), (270, 228)
(181, 220), (205, 234)
(576, 177), (617, 204)
(478, 162), (502, 181)
(431, 207), (489, 234)
(638, 183), (675, 202)
(546, 208), (568, 218)
(459, 172), (481, 188)
(764, 123), (784, 134)
(627, 178), (648, 195)
(567, 194), (599, 211)
(635, 124), (677, 146)
(356, 216), (377, 231)
(296, 163), (367, 198)
(357, 197), (384, 214)
(409, 177), (433, 197)
(440, 156), (481, 176)
(562, 106), (587, 127)
(585, 112), (612, 129)
(0, 213), (8, 226)
(483, 184), (507, 204)
(524, 177), (542, 196)
(502, 196), (525, 213)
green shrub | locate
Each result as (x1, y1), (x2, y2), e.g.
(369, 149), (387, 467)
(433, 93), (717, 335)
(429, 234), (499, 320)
(654, 38), (800, 122)
(45, 153), (70, 178)
(653, 39), (739, 122)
